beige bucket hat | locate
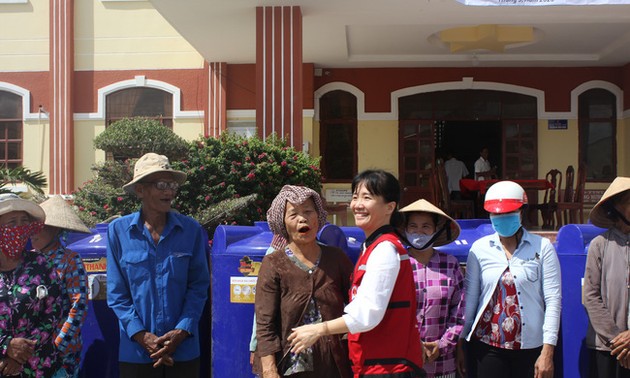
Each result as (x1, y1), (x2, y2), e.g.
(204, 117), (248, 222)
(122, 153), (187, 194)
(39, 195), (91, 233)
(0, 193), (45, 222)
(400, 199), (461, 246)
(589, 176), (630, 229)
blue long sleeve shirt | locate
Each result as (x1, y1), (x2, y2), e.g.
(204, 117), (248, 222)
(106, 210), (210, 363)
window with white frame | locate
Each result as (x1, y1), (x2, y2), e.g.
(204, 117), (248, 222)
(0, 91), (23, 168)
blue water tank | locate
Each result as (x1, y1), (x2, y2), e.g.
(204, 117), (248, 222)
(66, 223), (119, 378)
(555, 223), (605, 378)
(435, 219), (493, 264)
(210, 221), (358, 378)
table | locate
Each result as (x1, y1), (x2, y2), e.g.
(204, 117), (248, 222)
(459, 179), (554, 197)
(459, 179), (555, 227)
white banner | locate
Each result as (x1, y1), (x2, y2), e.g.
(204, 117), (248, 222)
(457, 0), (630, 5)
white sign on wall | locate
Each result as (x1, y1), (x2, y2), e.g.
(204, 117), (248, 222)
(325, 189), (353, 203)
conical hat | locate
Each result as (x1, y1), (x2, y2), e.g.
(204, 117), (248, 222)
(400, 199), (460, 246)
(39, 196), (91, 233)
(589, 176), (630, 229)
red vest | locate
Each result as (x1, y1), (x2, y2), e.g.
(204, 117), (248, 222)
(348, 232), (424, 377)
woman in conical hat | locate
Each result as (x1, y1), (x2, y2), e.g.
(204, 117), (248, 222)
(583, 176), (630, 375)
(31, 195), (91, 378)
(400, 199), (465, 378)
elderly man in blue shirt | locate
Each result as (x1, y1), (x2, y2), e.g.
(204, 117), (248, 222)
(107, 153), (210, 378)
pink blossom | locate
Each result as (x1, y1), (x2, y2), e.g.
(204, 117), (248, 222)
(117, 197), (123, 202)
(205, 196), (210, 201)
(246, 173), (255, 180)
(281, 161), (287, 167)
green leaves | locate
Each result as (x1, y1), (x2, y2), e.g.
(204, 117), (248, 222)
(74, 132), (322, 234)
(0, 166), (47, 194)
(93, 118), (189, 160)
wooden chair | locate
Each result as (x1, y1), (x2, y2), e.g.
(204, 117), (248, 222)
(554, 165), (574, 228)
(435, 159), (475, 219)
(531, 169), (562, 229)
(556, 163), (586, 225)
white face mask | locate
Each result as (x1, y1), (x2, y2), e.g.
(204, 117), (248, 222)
(405, 231), (435, 250)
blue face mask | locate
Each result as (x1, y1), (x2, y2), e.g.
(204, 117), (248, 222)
(405, 232), (435, 250)
(490, 212), (522, 237)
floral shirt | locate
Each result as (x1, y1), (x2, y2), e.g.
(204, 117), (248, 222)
(474, 268), (522, 349)
(43, 244), (88, 371)
(0, 251), (63, 377)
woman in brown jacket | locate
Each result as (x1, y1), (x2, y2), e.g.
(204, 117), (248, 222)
(255, 185), (353, 378)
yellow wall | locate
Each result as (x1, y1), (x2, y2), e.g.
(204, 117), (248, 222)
(75, 1), (204, 71)
(358, 120), (399, 175)
(172, 119), (204, 142)
(0, 1), (49, 71)
(23, 120), (49, 175)
(74, 120), (106, 189)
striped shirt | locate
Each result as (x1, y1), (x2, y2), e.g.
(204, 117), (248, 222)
(410, 251), (465, 378)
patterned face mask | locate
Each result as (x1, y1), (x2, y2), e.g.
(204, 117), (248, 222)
(0, 221), (44, 259)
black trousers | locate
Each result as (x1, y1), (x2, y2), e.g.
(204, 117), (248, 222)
(472, 339), (541, 378)
(590, 349), (630, 378)
(119, 358), (200, 378)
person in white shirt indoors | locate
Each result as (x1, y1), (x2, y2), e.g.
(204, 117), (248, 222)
(444, 151), (470, 200)
(474, 147), (496, 181)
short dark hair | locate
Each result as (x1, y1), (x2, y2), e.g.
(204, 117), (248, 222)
(351, 169), (403, 227)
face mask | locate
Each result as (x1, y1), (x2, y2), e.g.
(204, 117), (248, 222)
(0, 221), (44, 259)
(406, 231), (435, 250)
(490, 213), (522, 237)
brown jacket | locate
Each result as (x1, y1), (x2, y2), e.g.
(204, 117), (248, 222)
(255, 244), (353, 378)
(584, 228), (630, 351)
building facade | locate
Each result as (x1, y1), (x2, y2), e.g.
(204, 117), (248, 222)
(1, 1), (628, 220)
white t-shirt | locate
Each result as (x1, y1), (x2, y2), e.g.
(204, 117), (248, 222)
(444, 158), (469, 192)
(343, 241), (400, 334)
(474, 157), (492, 181)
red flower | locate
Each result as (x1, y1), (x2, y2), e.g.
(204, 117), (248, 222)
(117, 197), (123, 202)
(281, 161), (287, 167)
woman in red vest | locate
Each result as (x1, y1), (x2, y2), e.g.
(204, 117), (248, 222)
(289, 170), (425, 378)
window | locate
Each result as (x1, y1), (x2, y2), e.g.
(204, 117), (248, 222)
(106, 87), (173, 128)
(227, 121), (257, 138)
(319, 91), (357, 182)
(0, 91), (23, 168)
(579, 89), (616, 182)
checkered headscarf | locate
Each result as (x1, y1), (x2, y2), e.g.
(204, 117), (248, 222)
(266, 185), (327, 241)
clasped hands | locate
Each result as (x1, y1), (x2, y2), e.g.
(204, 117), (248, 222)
(133, 329), (189, 368)
(0, 337), (36, 376)
(611, 330), (630, 369)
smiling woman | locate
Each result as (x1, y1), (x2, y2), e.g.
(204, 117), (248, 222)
(288, 170), (425, 378)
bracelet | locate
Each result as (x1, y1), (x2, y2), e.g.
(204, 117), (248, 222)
(323, 321), (330, 336)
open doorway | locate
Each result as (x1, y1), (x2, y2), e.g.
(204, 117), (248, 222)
(437, 120), (502, 179)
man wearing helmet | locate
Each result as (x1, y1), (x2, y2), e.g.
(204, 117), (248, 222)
(461, 181), (562, 378)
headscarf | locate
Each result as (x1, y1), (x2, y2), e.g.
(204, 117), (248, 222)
(266, 185), (327, 241)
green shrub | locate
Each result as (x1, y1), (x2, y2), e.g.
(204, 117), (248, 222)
(173, 133), (322, 226)
(93, 118), (189, 159)
(72, 160), (139, 227)
(74, 133), (322, 232)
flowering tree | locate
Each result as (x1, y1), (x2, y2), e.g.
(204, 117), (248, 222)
(174, 132), (322, 227)
(73, 132), (322, 233)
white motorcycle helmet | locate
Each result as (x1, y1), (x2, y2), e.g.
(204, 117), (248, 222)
(484, 181), (528, 214)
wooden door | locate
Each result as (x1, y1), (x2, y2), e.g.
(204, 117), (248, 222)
(399, 120), (435, 206)
(503, 119), (537, 180)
